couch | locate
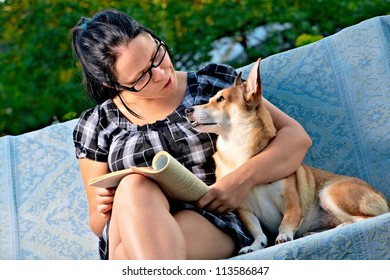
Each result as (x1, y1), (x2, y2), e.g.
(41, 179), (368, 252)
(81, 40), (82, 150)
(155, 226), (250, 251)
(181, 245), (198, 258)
(1, 16), (389, 260)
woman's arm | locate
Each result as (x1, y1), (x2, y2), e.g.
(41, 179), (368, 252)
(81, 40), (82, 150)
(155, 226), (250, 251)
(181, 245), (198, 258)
(198, 97), (312, 213)
(245, 97), (312, 183)
(78, 158), (113, 236)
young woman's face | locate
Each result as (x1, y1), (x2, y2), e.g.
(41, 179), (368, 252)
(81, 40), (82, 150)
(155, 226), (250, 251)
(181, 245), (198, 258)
(114, 33), (176, 98)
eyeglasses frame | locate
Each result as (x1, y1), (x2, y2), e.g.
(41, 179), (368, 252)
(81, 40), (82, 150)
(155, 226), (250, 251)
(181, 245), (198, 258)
(116, 38), (168, 93)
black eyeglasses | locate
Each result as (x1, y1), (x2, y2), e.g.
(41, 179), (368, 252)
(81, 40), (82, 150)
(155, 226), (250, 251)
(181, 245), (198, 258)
(117, 39), (167, 92)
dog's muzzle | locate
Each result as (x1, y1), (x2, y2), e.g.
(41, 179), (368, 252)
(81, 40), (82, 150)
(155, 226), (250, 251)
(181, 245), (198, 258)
(185, 107), (217, 128)
(184, 108), (199, 127)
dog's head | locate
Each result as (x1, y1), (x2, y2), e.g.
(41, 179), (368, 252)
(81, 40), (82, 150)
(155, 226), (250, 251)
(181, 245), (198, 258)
(186, 58), (274, 140)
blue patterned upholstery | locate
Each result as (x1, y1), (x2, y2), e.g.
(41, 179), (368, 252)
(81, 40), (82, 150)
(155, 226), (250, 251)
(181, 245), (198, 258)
(0, 119), (97, 259)
(0, 16), (389, 260)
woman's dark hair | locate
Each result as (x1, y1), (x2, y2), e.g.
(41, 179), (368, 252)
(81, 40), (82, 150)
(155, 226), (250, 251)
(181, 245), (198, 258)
(71, 9), (168, 104)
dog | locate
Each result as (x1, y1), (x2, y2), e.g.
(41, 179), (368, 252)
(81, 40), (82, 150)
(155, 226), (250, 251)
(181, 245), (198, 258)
(185, 58), (390, 254)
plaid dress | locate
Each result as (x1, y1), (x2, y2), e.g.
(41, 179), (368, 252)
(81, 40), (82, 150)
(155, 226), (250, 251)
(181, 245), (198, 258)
(73, 63), (253, 259)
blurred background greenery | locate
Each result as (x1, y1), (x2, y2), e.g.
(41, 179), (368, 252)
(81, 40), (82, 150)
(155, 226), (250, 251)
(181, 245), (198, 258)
(1, 0), (389, 136)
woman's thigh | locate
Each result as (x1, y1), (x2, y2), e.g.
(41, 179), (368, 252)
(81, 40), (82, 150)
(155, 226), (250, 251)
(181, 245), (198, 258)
(174, 210), (236, 260)
(109, 174), (185, 259)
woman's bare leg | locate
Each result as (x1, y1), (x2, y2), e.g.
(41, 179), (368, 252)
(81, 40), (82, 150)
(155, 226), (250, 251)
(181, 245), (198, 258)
(108, 174), (236, 259)
(174, 210), (236, 259)
(109, 174), (186, 259)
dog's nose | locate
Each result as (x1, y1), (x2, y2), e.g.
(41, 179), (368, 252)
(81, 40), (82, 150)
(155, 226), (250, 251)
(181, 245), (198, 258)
(185, 108), (194, 116)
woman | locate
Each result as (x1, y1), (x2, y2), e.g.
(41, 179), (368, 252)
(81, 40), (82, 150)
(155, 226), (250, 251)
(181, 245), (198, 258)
(71, 9), (311, 260)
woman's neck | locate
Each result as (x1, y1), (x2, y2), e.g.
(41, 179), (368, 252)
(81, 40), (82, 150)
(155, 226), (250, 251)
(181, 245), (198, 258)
(113, 71), (187, 125)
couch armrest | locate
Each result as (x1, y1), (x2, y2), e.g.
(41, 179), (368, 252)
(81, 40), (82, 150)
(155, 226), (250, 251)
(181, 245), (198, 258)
(0, 120), (98, 259)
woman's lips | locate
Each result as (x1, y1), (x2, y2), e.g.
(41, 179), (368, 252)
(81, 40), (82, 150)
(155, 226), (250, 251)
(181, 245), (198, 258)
(163, 77), (172, 89)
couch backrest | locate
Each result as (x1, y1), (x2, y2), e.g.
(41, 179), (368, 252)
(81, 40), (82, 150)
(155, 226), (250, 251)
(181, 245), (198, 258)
(239, 15), (390, 199)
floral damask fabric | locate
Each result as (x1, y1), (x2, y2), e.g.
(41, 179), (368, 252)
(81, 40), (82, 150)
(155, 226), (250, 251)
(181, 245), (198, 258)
(0, 16), (389, 260)
(0, 119), (97, 259)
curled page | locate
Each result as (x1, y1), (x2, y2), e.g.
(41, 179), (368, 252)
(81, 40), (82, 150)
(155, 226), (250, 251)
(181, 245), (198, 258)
(88, 151), (209, 202)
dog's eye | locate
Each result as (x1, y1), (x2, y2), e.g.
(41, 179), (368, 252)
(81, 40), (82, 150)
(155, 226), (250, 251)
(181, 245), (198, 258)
(216, 96), (225, 102)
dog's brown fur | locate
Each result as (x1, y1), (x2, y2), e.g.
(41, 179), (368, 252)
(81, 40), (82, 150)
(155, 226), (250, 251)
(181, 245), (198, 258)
(186, 58), (389, 254)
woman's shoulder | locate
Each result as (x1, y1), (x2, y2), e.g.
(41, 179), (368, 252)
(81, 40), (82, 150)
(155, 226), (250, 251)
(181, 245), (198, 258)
(182, 63), (238, 107)
(81, 99), (118, 120)
(75, 99), (121, 133)
(195, 63), (237, 83)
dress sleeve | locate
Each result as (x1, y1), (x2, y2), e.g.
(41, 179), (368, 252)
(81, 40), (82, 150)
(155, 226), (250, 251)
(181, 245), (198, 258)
(72, 106), (109, 162)
(196, 63), (238, 96)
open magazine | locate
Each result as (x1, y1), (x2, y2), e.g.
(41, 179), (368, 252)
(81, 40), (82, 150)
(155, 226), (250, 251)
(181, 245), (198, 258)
(88, 151), (209, 202)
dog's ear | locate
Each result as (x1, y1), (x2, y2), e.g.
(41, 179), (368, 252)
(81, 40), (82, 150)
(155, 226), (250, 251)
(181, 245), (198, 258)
(234, 72), (243, 86)
(246, 58), (262, 94)
(244, 58), (262, 108)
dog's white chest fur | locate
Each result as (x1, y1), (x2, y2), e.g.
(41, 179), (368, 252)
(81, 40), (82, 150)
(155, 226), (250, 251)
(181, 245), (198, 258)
(241, 181), (286, 234)
(214, 134), (286, 235)
(214, 128), (254, 175)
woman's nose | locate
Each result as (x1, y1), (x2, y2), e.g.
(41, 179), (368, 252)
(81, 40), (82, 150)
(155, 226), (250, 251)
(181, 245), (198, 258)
(151, 66), (165, 81)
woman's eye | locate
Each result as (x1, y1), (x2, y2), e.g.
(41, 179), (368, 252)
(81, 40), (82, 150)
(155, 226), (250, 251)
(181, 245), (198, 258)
(156, 48), (163, 59)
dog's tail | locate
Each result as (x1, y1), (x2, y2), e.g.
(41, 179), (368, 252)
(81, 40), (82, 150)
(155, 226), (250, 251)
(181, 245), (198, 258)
(366, 195), (390, 216)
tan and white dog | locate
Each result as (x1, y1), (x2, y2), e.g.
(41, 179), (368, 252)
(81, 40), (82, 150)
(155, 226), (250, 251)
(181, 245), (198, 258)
(185, 58), (390, 254)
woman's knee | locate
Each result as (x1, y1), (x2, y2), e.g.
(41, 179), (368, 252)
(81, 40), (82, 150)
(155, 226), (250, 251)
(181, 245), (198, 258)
(114, 174), (169, 209)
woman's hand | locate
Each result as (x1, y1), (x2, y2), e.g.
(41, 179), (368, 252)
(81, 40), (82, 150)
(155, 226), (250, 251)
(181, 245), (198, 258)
(197, 170), (254, 213)
(94, 187), (116, 218)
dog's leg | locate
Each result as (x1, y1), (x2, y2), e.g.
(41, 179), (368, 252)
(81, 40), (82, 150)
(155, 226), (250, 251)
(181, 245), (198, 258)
(237, 209), (268, 254)
(276, 176), (303, 244)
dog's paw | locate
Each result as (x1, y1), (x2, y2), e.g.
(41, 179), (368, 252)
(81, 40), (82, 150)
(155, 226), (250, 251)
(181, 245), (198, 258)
(275, 231), (294, 244)
(239, 237), (267, 254)
(239, 246), (253, 255)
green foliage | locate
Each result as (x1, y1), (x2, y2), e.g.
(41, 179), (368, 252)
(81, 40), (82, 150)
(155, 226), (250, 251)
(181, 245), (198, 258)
(1, 0), (389, 135)
(295, 34), (323, 47)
